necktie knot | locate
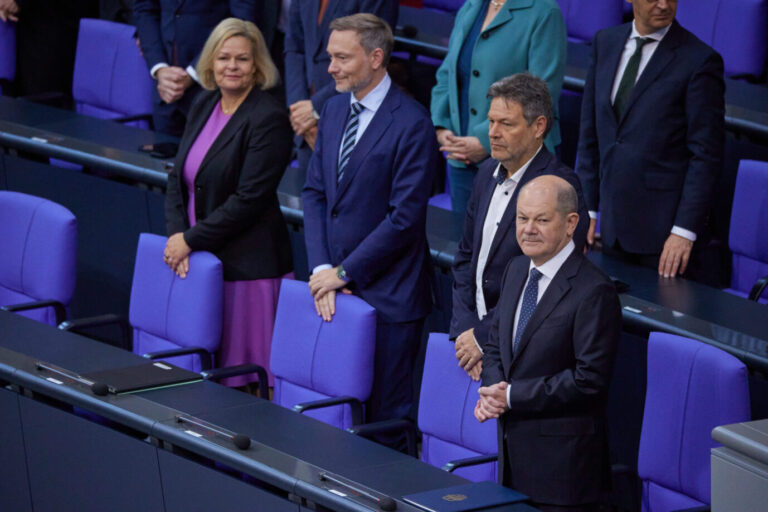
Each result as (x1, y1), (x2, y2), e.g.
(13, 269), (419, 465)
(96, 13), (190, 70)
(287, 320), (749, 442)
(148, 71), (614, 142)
(529, 267), (543, 282)
(634, 37), (653, 52)
(495, 169), (507, 186)
(351, 102), (363, 116)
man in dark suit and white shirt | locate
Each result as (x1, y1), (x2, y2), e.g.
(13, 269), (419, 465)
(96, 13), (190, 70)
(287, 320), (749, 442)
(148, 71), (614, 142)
(302, 14), (438, 451)
(476, 175), (622, 511)
(451, 73), (588, 380)
(576, 0), (724, 282)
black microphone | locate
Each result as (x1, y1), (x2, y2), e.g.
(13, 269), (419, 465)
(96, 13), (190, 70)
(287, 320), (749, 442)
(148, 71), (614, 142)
(232, 433), (251, 450)
(379, 497), (396, 511)
(91, 382), (109, 396)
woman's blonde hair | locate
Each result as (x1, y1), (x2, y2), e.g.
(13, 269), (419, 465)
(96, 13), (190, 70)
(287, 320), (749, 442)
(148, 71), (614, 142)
(196, 18), (279, 91)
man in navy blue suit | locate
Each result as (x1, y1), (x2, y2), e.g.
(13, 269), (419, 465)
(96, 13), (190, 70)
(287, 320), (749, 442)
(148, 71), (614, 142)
(577, 0), (724, 283)
(302, 13), (438, 450)
(450, 73), (589, 381)
(134, 0), (259, 135)
(284, 0), (397, 172)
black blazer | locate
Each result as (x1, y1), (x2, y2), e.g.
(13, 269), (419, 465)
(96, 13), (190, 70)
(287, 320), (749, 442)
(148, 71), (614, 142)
(576, 20), (724, 254)
(482, 250), (622, 505)
(165, 87), (293, 281)
(450, 148), (589, 344)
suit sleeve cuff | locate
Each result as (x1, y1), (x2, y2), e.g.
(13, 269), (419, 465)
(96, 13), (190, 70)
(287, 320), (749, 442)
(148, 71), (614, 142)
(671, 226), (697, 242)
(473, 333), (483, 354)
(312, 264), (332, 274)
(150, 62), (169, 79)
(186, 65), (200, 85)
(588, 210), (598, 220)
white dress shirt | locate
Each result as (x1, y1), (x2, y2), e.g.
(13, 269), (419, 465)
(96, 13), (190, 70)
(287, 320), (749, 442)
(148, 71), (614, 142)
(312, 73), (392, 276)
(590, 21), (695, 242)
(475, 146), (542, 319)
(507, 239), (575, 407)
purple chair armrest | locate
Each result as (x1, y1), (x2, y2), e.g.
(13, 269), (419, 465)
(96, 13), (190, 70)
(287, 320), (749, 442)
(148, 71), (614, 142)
(3, 299), (67, 325)
(347, 419), (418, 456)
(202, 364), (269, 398)
(748, 275), (768, 302)
(442, 453), (498, 473)
(293, 396), (363, 426)
(58, 313), (129, 347)
(143, 347), (212, 372)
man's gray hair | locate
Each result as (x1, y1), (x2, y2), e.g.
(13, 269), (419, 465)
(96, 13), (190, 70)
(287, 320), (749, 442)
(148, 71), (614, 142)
(487, 72), (553, 138)
(329, 13), (394, 66)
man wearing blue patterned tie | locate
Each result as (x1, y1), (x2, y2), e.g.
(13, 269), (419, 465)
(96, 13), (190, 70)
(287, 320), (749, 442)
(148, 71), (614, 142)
(302, 14), (439, 451)
(475, 175), (622, 511)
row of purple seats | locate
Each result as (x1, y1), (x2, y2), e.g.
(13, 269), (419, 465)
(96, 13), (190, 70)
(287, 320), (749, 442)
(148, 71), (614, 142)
(0, 20), (14, 94)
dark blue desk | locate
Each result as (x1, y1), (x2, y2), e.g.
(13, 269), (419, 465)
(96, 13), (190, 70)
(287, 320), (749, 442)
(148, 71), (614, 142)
(0, 311), (536, 512)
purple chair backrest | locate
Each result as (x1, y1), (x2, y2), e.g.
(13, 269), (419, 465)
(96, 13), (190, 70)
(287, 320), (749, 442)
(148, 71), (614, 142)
(418, 333), (498, 482)
(638, 332), (750, 510)
(270, 279), (376, 429)
(556, 0), (623, 43)
(729, 160), (768, 300)
(423, 0), (465, 13)
(676, 0), (768, 78)
(72, 19), (154, 128)
(0, 191), (76, 325)
(129, 233), (223, 373)
(0, 20), (15, 87)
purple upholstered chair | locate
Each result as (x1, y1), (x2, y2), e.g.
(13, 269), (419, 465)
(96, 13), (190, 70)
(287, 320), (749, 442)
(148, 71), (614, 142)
(0, 20), (15, 95)
(0, 191), (76, 326)
(725, 160), (768, 303)
(556, 0), (623, 43)
(130, 233), (223, 372)
(423, 0), (464, 14)
(419, 333), (498, 482)
(677, 0), (768, 79)
(428, 162), (452, 211)
(637, 332), (750, 512)
(72, 18), (154, 128)
(270, 279), (376, 429)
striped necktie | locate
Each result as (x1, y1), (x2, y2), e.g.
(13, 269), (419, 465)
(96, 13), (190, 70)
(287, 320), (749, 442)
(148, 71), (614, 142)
(338, 102), (364, 181)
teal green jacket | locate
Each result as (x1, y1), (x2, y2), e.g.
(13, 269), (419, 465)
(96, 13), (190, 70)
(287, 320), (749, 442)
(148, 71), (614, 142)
(430, 0), (566, 163)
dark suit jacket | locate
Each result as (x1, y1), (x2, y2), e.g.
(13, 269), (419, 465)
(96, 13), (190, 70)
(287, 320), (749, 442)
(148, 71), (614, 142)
(576, 20), (724, 254)
(482, 250), (621, 505)
(450, 149), (589, 344)
(284, 0), (398, 112)
(165, 87), (293, 281)
(302, 82), (438, 323)
(134, 0), (256, 71)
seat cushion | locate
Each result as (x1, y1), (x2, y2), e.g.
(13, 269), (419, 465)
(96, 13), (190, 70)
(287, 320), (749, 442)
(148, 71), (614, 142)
(641, 480), (707, 512)
(274, 378), (358, 430)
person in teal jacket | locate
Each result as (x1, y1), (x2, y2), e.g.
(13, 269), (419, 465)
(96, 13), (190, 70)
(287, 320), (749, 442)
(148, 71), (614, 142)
(430, 0), (566, 215)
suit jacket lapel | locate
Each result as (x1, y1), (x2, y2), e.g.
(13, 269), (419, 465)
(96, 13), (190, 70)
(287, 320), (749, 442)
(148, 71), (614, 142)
(312, 0), (330, 60)
(472, 164), (498, 255)
(324, 95), (348, 206)
(486, 148), (551, 263)
(174, 91), (218, 179)
(511, 251), (580, 369)
(195, 90), (258, 180)
(618, 21), (681, 124)
(500, 257), (528, 374)
(332, 86), (397, 207)
(484, 0), (533, 33)
(598, 24), (632, 128)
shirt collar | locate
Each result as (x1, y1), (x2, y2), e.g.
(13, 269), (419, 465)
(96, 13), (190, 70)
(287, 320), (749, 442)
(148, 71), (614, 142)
(529, 239), (575, 281)
(495, 145), (543, 185)
(630, 20), (671, 43)
(349, 72), (391, 114)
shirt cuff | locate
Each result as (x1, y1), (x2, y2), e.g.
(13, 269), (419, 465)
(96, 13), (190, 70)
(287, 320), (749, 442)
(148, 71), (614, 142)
(186, 65), (200, 85)
(312, 264), (332, 274)
(150, 62), (169, 79)
(473, 333), (483, 354)
(506, 383), (511, 409)
(671, 226), (697, 242)
(588, 210), (598, 220)
(312, 109), (320, 120)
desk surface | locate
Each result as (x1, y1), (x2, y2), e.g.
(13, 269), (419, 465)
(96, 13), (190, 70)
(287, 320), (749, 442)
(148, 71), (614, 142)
(0, 311), (532, 512)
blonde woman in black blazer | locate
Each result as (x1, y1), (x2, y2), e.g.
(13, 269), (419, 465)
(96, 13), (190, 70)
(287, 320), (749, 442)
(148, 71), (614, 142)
(164, 18), (293, 389)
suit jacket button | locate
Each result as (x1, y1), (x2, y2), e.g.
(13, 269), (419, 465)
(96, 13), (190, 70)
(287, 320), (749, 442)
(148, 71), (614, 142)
(331, 212), (338, 218)
(472, 70), (479, 77)
(616, 138), (623, 144)
(470, 108), (477, 115)
(481, 32), (489, 40)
